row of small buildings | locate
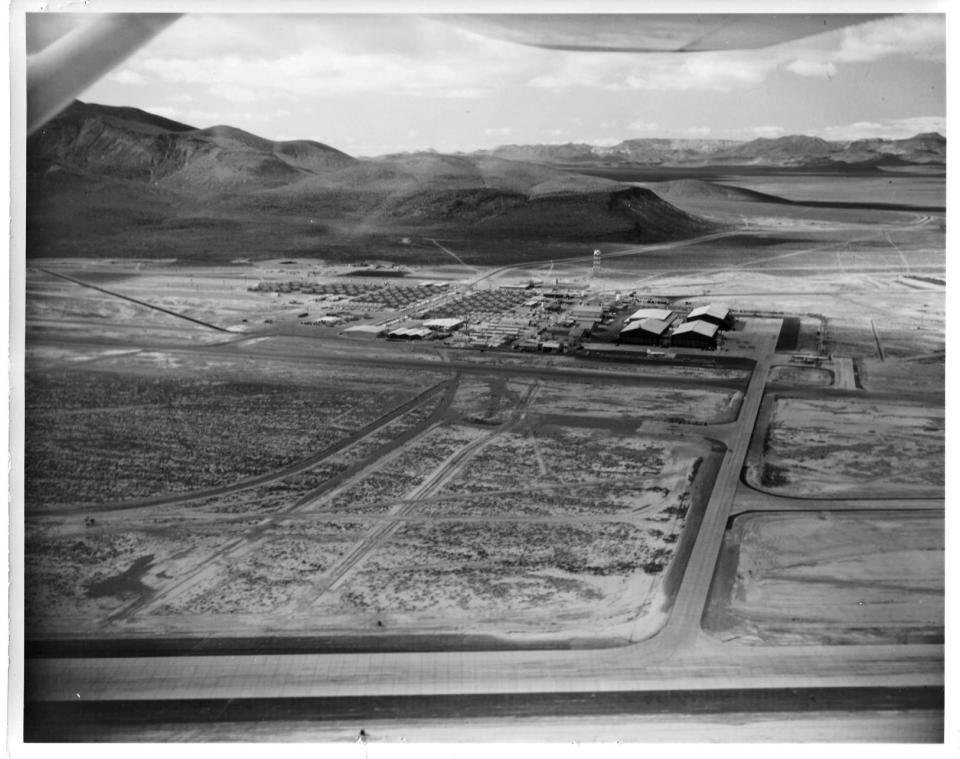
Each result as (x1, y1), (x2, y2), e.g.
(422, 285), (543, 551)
(618, 304), (733, 350)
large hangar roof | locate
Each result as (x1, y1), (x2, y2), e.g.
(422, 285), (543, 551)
(342, 324), (385, 336)
(620, 318), (671, 336)
(686, 303), (730, 321)
(423, 318), (464, 331)
(672, 321), (719, 338)
(626, 307), (673, 323)
(388, 327), (433, 339)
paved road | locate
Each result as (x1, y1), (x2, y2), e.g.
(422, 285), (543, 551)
(731, 485), (944, 514)
(628, 318), (780, 648)
(832, 356), (857, 389)
(23, 686), (944, 742)
(29, 331), (749, 390)
(37, 268), (232, 333)
(26, 638), (941, 701)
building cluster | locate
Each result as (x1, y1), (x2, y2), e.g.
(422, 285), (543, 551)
(618, 303), (733, 350)
(339, 282), (734, 355)
(250, 280), (448, 314)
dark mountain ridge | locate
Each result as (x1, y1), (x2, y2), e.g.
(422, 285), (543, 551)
(476, 132), (945, 168)
(27, 101), (720, 261)
(28, 101), (356, 189)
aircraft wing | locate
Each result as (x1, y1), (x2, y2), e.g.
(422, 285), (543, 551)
(26, 13), (180, 135)
(437, 14), (892, 53)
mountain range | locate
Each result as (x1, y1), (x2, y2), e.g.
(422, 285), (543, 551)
(26, 101), (944, 263)
(474, 132), (945, 167)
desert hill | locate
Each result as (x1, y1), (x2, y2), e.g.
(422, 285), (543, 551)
(651, 178), (785, 203)
(707, 135), (835, 164)
(28, 101), (356, 191)
(27, 101), (719, 261)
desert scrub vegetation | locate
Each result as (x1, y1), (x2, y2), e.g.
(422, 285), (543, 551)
(24, 367), (425, 506)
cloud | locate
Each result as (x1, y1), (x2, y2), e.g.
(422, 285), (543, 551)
(119, 14), (531, 103)
(443, 88), (491, 99)
(107, 69), (146, 85)
(179, 109), (224, 125)
(529, 46), (779, 93)
(136, 49), (509, 101)
(484, 127), (513, 137)
(685, 126), (712, 136)
(815, 116), (945, 141)
(140, 106), (295, 129)
(781, 15), (944, 79)
(785, 59), (837, 78)
(751, 125), (786, 139)
(837, 15), (944, 63)
(590, 137), (620, 147)
(629, 119), (660, 132)
(216, 85), (258, 103)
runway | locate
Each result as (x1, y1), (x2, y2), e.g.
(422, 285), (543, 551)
(23, 686), (944, 742)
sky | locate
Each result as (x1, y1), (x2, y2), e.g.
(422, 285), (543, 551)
(38, 12), (947, 156)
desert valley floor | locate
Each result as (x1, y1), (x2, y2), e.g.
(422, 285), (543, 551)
(18, 165), (945, 742)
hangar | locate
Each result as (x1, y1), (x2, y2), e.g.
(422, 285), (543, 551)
(423, 318), (464, 333)
(619, 318), (671, 346)
(341, 324), (385, 339)
(670, 320), (720, 350)
(625, 307), (674, 323)
(685, 303), (734, 330)
(388, 327), (433, 340)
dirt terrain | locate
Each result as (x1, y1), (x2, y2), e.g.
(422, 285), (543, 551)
(24, 346), (723, 643)
(704, 512), (943, 645)
(748, 396), (944, 498)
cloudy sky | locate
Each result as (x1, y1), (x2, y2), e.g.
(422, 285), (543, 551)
(44, 12), (946, 155)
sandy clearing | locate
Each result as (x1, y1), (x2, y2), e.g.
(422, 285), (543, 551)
(704, 512), (943, 646)
(748, 396), (943, 498)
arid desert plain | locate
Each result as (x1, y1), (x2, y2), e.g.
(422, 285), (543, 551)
(20, 158), (945, 741)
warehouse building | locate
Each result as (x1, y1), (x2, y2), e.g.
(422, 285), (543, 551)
(341, 324), (385, 339)
(581, 342), (668, 359)
(423, 318), (464, 333)
(685, 303), (734, 330)
(619, 318), (671, 346)
(388, 326), (433, 340)
(625, 307), (674, 324)
(670, 320), (719, 350)
(569, 304), (604, 323)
